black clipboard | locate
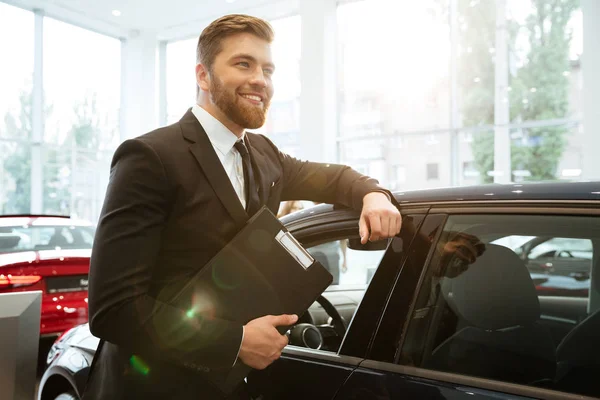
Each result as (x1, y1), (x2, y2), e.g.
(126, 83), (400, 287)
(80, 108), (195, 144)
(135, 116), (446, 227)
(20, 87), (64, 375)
(166, 206), (333, 394)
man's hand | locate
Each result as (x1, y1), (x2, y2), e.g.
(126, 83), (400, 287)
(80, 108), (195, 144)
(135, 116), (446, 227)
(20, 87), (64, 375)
(238, 314), (298, 370)
(359, 192), (402, 244)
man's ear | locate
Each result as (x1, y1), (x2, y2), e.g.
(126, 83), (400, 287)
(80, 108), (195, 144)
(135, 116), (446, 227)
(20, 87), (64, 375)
(196, 63), (210, 92)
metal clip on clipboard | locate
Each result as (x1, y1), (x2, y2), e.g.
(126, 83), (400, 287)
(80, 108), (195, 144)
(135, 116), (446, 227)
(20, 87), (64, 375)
(275, 230), (314, 269)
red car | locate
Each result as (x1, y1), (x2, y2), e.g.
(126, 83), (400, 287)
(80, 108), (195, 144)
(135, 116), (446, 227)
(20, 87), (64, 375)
(0, 215), (95, 337)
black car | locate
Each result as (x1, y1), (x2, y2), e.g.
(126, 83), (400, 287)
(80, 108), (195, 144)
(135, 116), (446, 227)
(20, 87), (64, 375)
(38, 182), (600, 400)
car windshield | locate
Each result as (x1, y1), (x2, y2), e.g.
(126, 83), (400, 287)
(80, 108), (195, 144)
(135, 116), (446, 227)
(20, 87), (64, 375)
(0, 225), (96, 253)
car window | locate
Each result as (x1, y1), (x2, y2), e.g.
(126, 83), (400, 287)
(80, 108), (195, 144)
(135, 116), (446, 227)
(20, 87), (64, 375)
(0, 225), (96, 253)
(492, 235), (592, 298)
(297, 238), (387, 354)
(398, 214), (599, 398)
(308, 240), (386, 289)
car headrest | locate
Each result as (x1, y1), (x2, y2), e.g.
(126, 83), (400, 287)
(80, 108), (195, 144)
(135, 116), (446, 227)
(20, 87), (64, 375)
(441, 243), (540, 331)
(0, 235), (21, 250)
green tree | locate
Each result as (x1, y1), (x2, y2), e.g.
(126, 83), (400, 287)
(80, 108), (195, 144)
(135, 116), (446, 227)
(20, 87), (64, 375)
(461, 0), (579, 183)
(509, 0), (578, 181)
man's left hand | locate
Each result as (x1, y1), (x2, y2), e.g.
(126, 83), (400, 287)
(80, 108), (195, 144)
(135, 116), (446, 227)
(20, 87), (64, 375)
(359, 192), (402, 244)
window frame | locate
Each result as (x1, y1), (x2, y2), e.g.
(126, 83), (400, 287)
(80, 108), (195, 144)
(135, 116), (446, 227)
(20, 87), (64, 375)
(369, 201), (600, 400)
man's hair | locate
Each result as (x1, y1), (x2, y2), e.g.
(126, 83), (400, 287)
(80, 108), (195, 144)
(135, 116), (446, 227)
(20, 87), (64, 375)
(196, 14), (274, 71)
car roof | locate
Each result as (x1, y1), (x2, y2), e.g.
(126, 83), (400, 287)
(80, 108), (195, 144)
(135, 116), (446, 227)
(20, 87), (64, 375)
(392, 181), (600, 204)
(0, 215), (93, 228)
(280, 182), (600, 225)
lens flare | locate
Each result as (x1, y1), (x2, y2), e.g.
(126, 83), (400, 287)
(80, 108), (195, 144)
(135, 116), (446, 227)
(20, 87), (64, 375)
(129, 355), (150, 376)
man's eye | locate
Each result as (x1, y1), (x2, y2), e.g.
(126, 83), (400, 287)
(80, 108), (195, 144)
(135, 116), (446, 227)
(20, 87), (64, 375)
(237, 62), (250, 68)
(264, 69), (274, 76)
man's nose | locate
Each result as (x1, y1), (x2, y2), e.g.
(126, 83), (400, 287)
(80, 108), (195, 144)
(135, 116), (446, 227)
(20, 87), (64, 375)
(249, 68), (267, 87)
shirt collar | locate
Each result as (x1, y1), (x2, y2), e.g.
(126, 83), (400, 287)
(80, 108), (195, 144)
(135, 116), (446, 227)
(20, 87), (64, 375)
(191, 104), (245, 156)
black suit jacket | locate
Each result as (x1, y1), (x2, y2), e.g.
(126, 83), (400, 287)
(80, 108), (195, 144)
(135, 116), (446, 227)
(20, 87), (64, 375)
(82, 109), (387, 400)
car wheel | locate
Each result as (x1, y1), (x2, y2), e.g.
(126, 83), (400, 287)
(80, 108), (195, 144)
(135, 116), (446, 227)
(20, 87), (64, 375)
(54, 392), (78, 400)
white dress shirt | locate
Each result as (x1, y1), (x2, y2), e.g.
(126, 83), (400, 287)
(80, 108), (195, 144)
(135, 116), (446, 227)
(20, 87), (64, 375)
(191, 104), (246, 366)
(191, 104), (247, 209)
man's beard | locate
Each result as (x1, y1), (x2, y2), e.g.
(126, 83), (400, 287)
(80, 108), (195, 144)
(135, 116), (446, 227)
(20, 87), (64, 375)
(209, 76), (270, 129)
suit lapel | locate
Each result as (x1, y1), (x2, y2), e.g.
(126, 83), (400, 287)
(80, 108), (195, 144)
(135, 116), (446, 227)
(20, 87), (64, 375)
(179, 109), (249, 227)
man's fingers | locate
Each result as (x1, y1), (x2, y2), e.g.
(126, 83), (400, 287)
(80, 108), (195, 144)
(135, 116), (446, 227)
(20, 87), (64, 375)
(359, 216), (370, 244)
(268, 314), (298, 327)
(368, 215), (382, 241)
(395, 213), (402, 235)
(379, 216), (389, 241)
(388, 217), (396, 239)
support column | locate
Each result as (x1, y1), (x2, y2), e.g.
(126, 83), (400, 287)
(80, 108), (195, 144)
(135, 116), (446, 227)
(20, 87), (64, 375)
(31, 9), (44, 213)
(449, 0), (460, 186)
(299, 0), (337, 163)
(582, 0), (600, 180)
(120, 30), (158, 141)
(493, 0), (511, 184)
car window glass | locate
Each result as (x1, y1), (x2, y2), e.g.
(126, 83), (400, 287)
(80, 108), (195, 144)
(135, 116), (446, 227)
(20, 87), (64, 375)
(308, 240), (386, 288)
(0, 225), (95, 253)
(492, 235), (592, 298)
(399, 214), (600, 398)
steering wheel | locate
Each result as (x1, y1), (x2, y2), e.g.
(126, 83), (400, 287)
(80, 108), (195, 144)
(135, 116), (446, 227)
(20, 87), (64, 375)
(297, 295), (347, 338)
(316, 294), (347, 337)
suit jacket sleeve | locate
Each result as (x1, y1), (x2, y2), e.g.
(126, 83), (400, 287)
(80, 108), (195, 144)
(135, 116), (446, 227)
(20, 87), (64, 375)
(261, 136), (390, 210)
(87, 138), (242, 370)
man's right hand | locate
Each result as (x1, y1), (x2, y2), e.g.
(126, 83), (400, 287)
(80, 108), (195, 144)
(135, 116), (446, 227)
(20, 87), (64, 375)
(238, 314), (298, 370)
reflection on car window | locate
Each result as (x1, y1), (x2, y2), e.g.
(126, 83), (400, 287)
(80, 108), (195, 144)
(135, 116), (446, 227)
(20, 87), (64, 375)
(399, 214), (600, 398)
(0, 225), (96, 253)
(492, 235), (592, 298)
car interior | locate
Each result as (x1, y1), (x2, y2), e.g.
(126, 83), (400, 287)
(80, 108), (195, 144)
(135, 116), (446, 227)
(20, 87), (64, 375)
(406, 214), (600, 397)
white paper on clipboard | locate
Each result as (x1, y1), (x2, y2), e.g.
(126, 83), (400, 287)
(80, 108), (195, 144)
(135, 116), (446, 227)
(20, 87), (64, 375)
(275, 230), (314, 269)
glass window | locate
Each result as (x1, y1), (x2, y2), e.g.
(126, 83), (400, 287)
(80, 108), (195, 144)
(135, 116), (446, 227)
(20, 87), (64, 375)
(0, 4), (34, 214)
(43, 17), (121, 222)
(254, 15), (302, 156)
(166, 38), (197, 124)
(460, 1), (583, 184)
(399, 214), (599, 397)
(493, 235), (592, 297)
(308, 239), (386, 288)
(337, 0), (584, 188)
(337, 0), (450, 186)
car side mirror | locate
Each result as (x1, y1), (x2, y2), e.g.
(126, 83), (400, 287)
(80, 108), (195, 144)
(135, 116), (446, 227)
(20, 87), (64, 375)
(346, 238), (390, 251)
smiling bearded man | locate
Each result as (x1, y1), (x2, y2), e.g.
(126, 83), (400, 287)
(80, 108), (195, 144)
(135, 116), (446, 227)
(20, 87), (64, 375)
(83, 13), (401, 400)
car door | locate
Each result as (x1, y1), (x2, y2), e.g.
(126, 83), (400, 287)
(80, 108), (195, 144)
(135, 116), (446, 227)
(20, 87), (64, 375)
(336, 205), (600, 400)
(246, 207), (427, 400)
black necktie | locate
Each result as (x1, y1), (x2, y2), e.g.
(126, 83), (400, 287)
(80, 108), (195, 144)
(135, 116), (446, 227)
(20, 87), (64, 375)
(234, 139), (261, 217)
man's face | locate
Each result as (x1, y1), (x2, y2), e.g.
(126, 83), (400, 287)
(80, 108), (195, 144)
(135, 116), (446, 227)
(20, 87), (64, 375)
(201, 32), (275, 131)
